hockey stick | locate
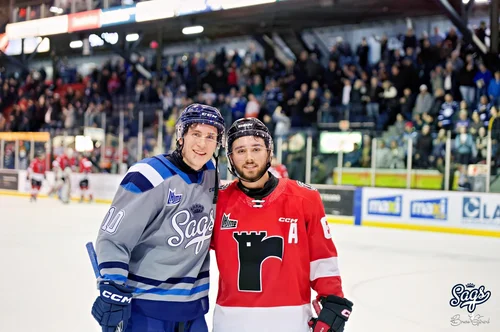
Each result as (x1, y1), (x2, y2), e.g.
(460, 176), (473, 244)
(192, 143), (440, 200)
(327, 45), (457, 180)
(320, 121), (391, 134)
(86, 242), (123, 332)
(86, 242), (101, 278)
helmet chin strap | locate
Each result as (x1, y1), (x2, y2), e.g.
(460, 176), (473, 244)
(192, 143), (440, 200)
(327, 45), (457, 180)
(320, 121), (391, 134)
(228, 151), (272, 184)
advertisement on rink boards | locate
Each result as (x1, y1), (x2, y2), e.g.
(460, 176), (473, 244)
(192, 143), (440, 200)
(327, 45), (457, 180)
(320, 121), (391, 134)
(0, 170), (18, 190)
(361, 187), (500, 231)
(315, 185), (355, 216)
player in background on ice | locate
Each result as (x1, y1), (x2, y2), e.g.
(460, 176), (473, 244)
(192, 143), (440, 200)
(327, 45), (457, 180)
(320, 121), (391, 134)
(78, 153), (93, 203)
(91, 104), (225, 332)
(49, 149), (74, 204)
(27, 151), (46, 202)
(269, 156), (288, 178)
(211, 118), (353, 332)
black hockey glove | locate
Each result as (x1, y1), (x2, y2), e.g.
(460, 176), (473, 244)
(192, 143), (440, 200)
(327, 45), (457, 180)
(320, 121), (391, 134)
(309, 295), (353, 332)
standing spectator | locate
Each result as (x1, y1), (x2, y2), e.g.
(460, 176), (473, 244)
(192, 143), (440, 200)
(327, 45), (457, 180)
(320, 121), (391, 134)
(457, 62), (477, 106)
(430, 66), (444, 93)
(476, 127), (488, 162)
(474, 63), (492, 100)
(413, 84), (433, 118)
(455, 125), (475, 165)
(245, 93), (260, 118)
(488, 71), (500, 107)
(469, 111), (484, 138)
(389, 140), (405, 169)
(414, 124), (433, 168)
(356, 37), (370, 70)
(438, 93), (458, 130)
(475, 95), (492, 126)
(443, 61), (457, 97)
(303, 89), (320, 126)
(376, 140), (391, 168)
(429, 26), (444, 46)
(365, 76), (383, 120)
(454, 109), (470, 134)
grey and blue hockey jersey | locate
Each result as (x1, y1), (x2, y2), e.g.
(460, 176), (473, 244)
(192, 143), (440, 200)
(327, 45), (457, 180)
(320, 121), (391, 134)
(95, 154), (216, 321)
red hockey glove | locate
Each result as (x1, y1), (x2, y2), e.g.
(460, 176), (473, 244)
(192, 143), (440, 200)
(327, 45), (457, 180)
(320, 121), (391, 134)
(309, 295), (353, 332)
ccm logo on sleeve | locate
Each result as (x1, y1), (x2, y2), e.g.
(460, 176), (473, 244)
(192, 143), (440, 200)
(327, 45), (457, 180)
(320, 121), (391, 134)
(278, 217), (298, 223)
(102, 290), (132, 304)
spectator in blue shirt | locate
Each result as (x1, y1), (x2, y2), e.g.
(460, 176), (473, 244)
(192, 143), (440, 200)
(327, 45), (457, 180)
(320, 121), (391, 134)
(488, 71), (500, 107)
(437, 93), (459, 130)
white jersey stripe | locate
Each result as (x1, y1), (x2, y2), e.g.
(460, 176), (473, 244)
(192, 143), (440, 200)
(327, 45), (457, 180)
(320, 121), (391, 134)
(128, 163), (165, 187)
(310, 257), (340, 281)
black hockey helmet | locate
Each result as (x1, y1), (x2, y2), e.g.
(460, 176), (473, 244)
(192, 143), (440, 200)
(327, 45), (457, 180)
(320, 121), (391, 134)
(226, 118), (273, 182)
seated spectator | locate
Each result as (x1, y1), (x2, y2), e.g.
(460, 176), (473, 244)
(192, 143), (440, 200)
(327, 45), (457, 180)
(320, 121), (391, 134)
(469, 111), (484, 138)
(413, 84), (433, 119)
(414, 124), (433, 168)
(455, 125), (476, 165)
(272, 106), (291, 139)
(394, 113), (406, 137)
(344, 143), (362, 167)
(437, 93), (458, 131)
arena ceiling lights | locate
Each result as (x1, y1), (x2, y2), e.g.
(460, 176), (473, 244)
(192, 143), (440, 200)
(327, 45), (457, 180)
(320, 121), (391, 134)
(182, 25), (204, 35)
(5, 0), (281, 40)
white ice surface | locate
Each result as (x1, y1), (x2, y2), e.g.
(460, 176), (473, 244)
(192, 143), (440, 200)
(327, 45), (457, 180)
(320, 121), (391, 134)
(0, 195), (499, 332)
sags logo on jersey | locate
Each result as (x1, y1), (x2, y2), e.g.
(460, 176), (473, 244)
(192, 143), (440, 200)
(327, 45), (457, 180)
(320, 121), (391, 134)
(367, 195), (402, 216)
(167, 208), (214, 254)
(410, 198), (448, 220)
(167, 189), (182, 205)
(462, 197), (500, 223)
(221, 213), (238, 229)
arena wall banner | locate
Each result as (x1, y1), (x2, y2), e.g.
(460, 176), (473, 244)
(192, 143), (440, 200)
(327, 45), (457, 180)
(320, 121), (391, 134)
(0, 170), (18, 190)
(314, 185), (355, 216)
(358, 187), (500, 236)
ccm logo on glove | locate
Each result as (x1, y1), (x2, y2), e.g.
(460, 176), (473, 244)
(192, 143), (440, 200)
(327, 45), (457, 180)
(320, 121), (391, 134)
(102, 290), (132, 304)
(341, 309), (351, 318)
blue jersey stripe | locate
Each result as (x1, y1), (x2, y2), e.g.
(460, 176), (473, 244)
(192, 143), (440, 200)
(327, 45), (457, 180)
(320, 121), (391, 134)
(133, 283), (209, 296)
(142, 157), (173, 180)
(154, 155), (193, 184)
(206, 160), (215, 170)
(103, 274), (128, 282)
(121, 172), (154, 193)
(128, 270), (210, 287)
(99, 261), (129, 271)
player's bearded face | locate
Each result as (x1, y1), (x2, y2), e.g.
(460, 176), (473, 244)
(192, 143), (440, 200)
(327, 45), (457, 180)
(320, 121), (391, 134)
(230, 136), (270, 182)
(181, 124), (218, 171)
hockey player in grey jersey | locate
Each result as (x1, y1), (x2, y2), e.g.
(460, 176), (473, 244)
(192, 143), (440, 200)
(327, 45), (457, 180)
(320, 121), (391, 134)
(91, 104), (225, 332)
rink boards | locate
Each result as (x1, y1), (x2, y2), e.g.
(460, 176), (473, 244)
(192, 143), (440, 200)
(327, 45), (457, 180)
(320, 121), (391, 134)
(1, 170), (500, 237)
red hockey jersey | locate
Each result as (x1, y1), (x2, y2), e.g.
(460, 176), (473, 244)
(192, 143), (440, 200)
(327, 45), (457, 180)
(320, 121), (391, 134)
(28, 158), (46, 181)
(211, 179), (343, 332)
(79, 158), (92, 174)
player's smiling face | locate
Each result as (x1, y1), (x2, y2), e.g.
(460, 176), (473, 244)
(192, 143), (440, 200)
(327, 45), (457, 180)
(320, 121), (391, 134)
(181, 124), (218, 170)
(230, 136), (269, 182)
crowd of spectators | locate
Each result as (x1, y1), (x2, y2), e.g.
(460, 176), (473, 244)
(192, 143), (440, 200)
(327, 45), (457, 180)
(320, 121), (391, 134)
(1, 22), (500, 184)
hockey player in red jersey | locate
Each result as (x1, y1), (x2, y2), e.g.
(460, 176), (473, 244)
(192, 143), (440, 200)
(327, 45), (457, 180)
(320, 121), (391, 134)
(78, 153), (93, 203)
(27, 151), (46, 202)
(211, 118), (353, 332)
